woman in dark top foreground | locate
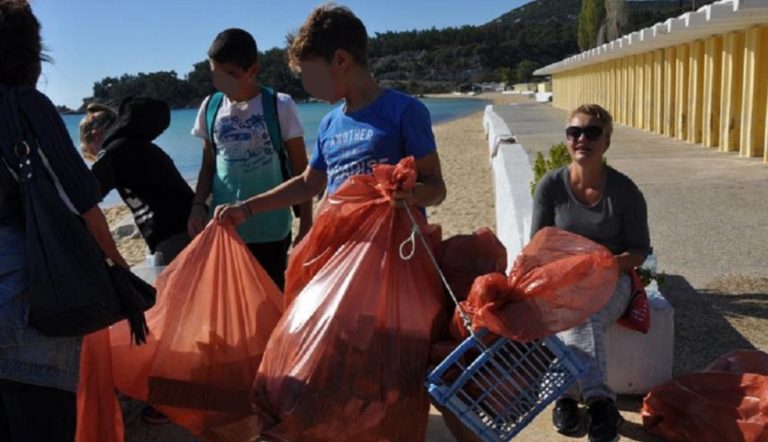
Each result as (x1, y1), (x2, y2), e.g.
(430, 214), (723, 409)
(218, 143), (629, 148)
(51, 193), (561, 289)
(0, 2), (127, 440)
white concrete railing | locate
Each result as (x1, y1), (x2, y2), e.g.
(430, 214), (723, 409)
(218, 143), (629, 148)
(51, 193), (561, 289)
(484, 105), (673, 394)
(484, 105), (532, 270)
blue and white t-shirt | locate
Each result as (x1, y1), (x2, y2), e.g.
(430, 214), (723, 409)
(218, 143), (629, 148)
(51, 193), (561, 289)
(309, 89), (437, 195)
(192, 91), (304, 243)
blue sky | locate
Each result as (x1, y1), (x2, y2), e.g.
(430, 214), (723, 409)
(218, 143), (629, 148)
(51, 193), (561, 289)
(31, 0), (531, 108)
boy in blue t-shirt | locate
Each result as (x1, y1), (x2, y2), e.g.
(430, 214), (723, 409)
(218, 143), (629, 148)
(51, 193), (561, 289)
(188, 28), (312, 290)
(215, 5), (446, 225)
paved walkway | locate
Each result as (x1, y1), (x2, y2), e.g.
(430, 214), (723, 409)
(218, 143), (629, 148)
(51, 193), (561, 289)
(494, 102), (768, 290)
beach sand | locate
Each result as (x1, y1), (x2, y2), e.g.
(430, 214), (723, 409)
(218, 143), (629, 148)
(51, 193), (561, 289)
(104, 204), (147, 266)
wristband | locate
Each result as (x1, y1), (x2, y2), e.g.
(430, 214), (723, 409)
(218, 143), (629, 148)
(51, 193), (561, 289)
(240, 202), (253, 216)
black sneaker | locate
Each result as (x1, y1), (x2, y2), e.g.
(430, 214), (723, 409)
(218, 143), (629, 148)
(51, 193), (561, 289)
(585, 400), (624, 442)
(552, 397), (581, 435)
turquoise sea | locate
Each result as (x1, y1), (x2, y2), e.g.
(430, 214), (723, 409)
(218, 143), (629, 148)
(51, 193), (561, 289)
(61, 96), (487, 204)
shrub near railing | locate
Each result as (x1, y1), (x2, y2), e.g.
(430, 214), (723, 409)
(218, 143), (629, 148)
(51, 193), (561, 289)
(530, 142), (571, 195)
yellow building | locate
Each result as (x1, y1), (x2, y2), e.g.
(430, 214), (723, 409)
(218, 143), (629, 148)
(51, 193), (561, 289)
(513, 82), (538, 92)
(534, 0), (768, 163)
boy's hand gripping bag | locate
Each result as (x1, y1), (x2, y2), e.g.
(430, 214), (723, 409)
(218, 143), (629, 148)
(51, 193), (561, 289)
(452, 227), (619, 343)
(108, 223), (284, 442)
(252, 157), (445, 441)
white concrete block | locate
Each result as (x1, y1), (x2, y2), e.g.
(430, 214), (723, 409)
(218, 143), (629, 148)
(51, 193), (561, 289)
(606, 283), (674, 395)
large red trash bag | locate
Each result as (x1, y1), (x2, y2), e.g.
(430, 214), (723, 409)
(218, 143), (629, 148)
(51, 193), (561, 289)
(429, 228), (507, 345)
(109, 222), (283, 441)
(147, 222), (284, 411)
(705, 350), (768, 376)
(283, 199), (356, 306)
(438, 228), (507, 302)
(642, 351), (768, 442)
(452, 227), (619, 342)
(252, 157), (444, 441)
(284, 159), (440, 308)
(76, 328), (124, 442)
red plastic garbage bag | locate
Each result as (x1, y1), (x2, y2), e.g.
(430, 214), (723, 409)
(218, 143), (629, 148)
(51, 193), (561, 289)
(642, 351), (768, 442)
(251, 157), (444, 441)
(452, 227), (619, 342)
(76, 328), (124, 442)
(147, 222), (284, 411)
(428, 228), (507, 344)
(705, 350), (768, 376)
(109, 222), (283, 441)
(283, 200), (355, 306)
(438, 228), (507, 302)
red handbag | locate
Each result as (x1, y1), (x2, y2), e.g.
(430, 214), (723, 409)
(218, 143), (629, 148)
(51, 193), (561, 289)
(617, 268), (651, 333)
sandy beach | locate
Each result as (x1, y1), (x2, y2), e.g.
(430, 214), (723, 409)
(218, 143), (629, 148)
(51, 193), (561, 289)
(104, 92), (523, 266)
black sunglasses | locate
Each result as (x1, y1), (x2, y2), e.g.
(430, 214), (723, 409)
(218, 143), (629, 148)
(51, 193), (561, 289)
(565, 125), (604, 141)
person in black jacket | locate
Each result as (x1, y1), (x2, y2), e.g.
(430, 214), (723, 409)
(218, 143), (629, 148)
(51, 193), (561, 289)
(79, 97), (194, 265)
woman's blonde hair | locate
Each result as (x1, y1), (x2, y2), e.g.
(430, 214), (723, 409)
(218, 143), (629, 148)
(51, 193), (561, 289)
(79, 103), (116, 159)
(568, 104), (614, 138)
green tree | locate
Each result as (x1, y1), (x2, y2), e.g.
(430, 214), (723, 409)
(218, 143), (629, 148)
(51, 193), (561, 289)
(500, 67), (515, 87)
(578, 0), (605, 51)
(258, 48), (307, 100)
(515, 60), (541, 83)
(186, 61), (213, 100)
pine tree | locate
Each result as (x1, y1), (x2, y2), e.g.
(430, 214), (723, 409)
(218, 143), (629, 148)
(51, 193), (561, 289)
(578, 0), (606, 51)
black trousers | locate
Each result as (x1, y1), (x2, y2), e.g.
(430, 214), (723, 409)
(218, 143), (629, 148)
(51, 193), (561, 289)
(0, 379), (76, 442)
(247, 233), (291, 291)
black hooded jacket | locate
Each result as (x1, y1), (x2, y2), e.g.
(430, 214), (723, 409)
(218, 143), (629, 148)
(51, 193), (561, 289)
(92, 96), (193, 252)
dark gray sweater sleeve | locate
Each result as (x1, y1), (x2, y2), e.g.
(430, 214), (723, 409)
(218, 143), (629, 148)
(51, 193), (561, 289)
(621, 181), (651, 258)
(531, 171), (556, 239)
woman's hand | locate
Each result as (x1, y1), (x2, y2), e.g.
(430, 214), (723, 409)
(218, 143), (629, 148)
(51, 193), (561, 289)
(214, 203), (248, 226)
(616, 250), (647, 272)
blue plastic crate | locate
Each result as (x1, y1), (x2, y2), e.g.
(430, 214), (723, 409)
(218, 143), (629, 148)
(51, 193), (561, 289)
(427, 329), (587, 441)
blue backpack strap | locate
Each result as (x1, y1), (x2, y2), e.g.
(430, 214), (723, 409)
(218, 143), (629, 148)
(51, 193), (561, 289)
(205, 92), (224, 151)
(261, 86), (292, 182)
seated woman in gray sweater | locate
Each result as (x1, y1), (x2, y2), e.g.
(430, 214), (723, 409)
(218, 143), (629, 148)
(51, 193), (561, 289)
(531, 104), (650, 442)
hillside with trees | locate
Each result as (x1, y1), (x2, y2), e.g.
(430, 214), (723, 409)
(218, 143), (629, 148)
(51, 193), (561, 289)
(79, 0), (711, 111)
